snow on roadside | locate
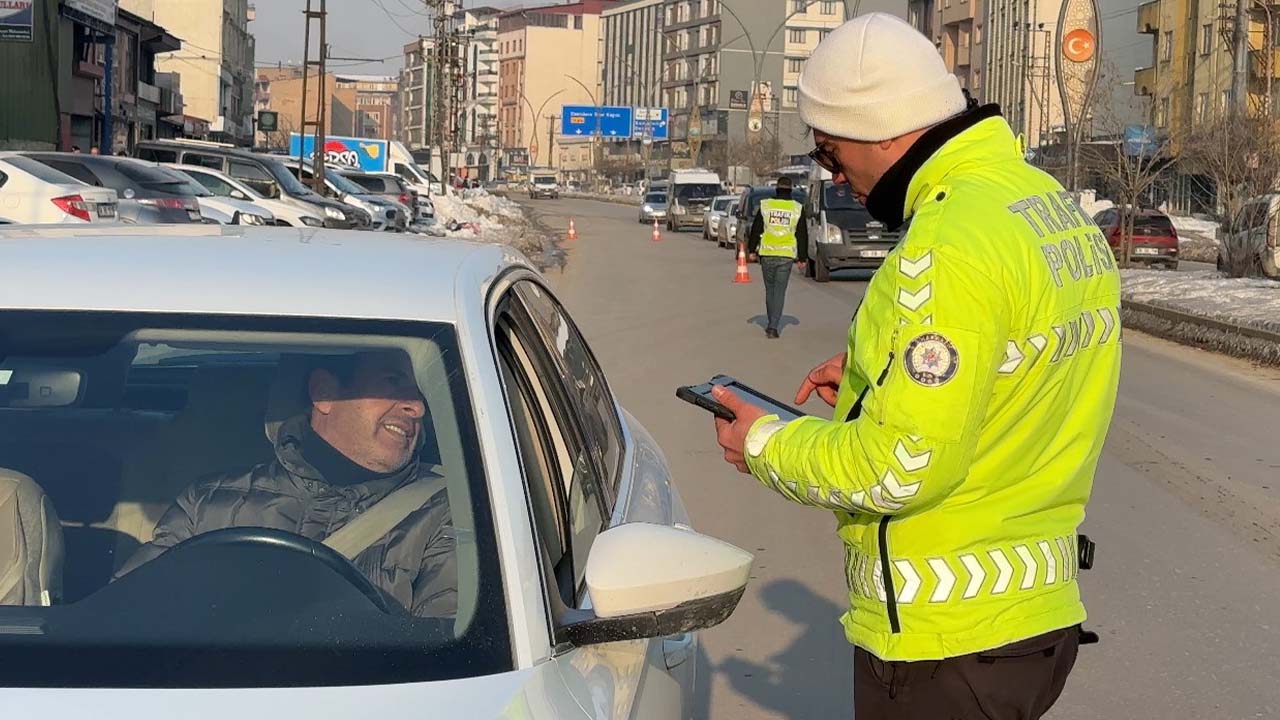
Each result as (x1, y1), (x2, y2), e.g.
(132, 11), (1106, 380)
(417, 190), (549, 258)
(1121, 268), (1280, 333)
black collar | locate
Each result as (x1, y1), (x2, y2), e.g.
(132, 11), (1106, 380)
(864, 104), (1003, 230)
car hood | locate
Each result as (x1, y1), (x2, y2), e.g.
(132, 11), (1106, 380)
(0, 666), (591, 719)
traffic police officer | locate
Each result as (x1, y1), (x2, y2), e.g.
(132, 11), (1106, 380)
(711, 13), (1121, 719)
(747, 176), (809, 338)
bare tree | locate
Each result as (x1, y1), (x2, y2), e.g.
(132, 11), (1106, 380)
(1181, 112), (1280, 276)
(1078, 65), (1178, 268)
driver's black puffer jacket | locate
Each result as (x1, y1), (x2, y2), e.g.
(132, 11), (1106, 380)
(117, 415), (456, 618)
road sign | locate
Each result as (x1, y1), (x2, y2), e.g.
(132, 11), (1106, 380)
(257, 111), (278, 132)
(1123, 124), (1159, 158)
(560, 105), (633, 138)
(633, 107), (669, 141)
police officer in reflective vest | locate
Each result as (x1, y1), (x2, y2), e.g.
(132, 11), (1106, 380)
(747, 176), (809, 339)
(710, 13), (1120, 719)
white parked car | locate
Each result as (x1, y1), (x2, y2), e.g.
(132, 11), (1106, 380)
(0, 153), (118, 224)
(1222, 193), (1280, 278)
(716, 200), (741, 248)
(162, 167), (273, 226)
(0, 227), (751, 718)
(702, 194), (738, 241)
(170, 163), (323, 227)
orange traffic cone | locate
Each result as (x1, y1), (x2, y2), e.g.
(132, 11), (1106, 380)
(733, 242), (752, 283)
(651, 218), (662, 242)
(567, 218), (578, 240)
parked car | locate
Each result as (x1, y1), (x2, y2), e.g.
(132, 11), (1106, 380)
(161, 167), (273, 226)
(167, 164), (323, 227)
(729, 185), (809, 256)
(717, 200), (741, 248)
(0, 153), (118, 224)
(280, 159), (405, 232)
(0, 227), (752, 717)
(339, 170), (435, 227)
(803, 180), (900, 282)
(23, 153), (202, 224)
(701, 195), (738, 241)
(638, 191), (668, 223)
(1093, 207), (1179, 270)
(134, 140), (359, 229)
(1221, 194), (1280, 278)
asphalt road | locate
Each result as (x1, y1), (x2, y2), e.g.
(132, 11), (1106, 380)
(522, 196), (1280, 720)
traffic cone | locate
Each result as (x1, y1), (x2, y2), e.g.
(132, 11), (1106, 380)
(733, 242), (752, 284)
(651, 218), (662, 242)
(567, 218), (578, 241)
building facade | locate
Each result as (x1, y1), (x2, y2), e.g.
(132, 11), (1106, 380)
(908, 0), (984, 98)
(980, 0), (1062, 149)
(335, 75), (399, 141)
(497, 0), (615, 178)
(0, 0), (184, 152)
(600, 0), (666, 181)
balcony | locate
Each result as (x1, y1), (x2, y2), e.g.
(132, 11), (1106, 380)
(1134, 66), (1156, 95)
(940, 0), (975, 28)
(138, 81), (161, 104)
(1137, 0), (1159, 34)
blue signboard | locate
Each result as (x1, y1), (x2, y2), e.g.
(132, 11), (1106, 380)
(561, 106), (633, 138)
(632, 107), (670, 141)
(1123, 125), (1158, 158)
(288, 133), (390, 173)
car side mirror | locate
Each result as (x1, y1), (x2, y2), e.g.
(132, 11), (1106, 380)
(555, 523), (752, 647)
(230, 189), (248, 201)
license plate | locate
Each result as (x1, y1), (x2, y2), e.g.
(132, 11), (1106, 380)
(1134, 247), (1161, 255)
(96, 204), (116, 218)
(860, 249), (889, 258)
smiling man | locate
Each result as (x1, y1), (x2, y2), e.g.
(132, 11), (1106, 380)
(710, 12), (1121, 720)
(120, 350), (456, 618)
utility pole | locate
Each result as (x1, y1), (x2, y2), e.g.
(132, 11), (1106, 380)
(299, 0), (328, 193)
(545, 114), (558, 172)
(1232, 0), (1250, 115)
(426, 0), (453, 185)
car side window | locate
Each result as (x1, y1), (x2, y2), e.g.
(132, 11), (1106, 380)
(495, 297), (606, 606)
(513, 282), (625, 504)
(229, 160), (270, 182)
(185, 153), (225, 170)
(187, 171), (234, 196)
(138, 148), (177, 163)
(43, 159), (101, 186)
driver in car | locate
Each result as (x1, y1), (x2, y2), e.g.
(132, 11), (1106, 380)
(118, 350), (456, 618)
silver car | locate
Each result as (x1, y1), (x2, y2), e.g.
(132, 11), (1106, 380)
(702, 194), (738, 241)
(638, 191), (668, 224)
(0, 227), (752, 718)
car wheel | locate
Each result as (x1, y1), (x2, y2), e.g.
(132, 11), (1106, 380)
(814, 254), (831, 283)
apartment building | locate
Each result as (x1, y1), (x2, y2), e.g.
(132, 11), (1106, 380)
(600, 0), (666, 180)
(908, 0), (984, 97)
(121, 0), (256, 144)
(980, 0), (1063, 149)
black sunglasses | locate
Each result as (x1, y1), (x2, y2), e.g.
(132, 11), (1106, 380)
(808, 145), (841, 175)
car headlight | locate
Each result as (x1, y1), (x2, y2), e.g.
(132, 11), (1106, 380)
(643, 205), (653, 213)
(300, 216), (324, 227)
(324, 206), (347, 221)
(671, 205), (686, 215)
(238, 212), (268, 226)
(822, 224), (844, 244)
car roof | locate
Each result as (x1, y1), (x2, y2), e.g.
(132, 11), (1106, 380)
(0, 226), (526, 322)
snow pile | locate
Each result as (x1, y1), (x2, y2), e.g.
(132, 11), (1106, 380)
(414, 190), (553, 262)
(1121, 269), (1280, 333)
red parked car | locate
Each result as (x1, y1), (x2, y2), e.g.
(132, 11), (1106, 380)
(1092, 207), (1179, 270)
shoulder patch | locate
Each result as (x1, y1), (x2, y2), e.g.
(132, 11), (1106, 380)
(903, 332), (959, 386)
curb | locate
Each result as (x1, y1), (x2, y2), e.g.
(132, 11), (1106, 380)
(1121, 298), (1280, 366)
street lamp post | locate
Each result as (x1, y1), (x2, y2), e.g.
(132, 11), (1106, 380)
(564, 73), (601, 192)
(520, 88), (565, 172)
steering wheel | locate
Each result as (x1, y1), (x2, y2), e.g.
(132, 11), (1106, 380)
(175, 527), (396, 614)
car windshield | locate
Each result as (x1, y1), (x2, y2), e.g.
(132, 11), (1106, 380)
(116, 162), (195, 195)
(325, 170), (368, 195)
(533, 175), (556, 184)
(645, 192), (667, 204)
(161, 169), (214, 197)
(674, 183), (719, 201)
(346, 174), (389, 193)
(712, 197), (734, 211)
(1135, 214), (1175, 235)
(6, 156), (83, 185)
(0, 312), (509, 688)
(258, 156), (315, 197)
(823, 182), (875, 228)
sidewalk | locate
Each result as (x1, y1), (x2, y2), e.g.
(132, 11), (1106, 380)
(1121, 268), (1280, 364)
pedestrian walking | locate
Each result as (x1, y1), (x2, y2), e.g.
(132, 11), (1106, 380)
(746, 176), (809, 338)
(707, 13), (1121, 719)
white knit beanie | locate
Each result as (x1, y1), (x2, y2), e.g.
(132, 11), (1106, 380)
(798, 13), (967, 142)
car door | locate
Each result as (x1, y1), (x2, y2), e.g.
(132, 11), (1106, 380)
(492, 278), (688, 719)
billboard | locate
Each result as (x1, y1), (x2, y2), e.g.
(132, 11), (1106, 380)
(0, 0), (33, 43)
(288, 133), (390, 173)
(62, 0), (116, 27)
(1123, 125), (1159, 158)
(561, 106), (633, 138)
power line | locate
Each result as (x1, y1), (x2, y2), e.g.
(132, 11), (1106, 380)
(368, 0), (424, 35)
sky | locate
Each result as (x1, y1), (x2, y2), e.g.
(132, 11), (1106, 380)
(251, 0), (525, 75)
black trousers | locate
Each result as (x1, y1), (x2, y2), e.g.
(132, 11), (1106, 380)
(854, 626), (1080, 720)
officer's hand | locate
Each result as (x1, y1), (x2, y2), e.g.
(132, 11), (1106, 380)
(711, 385), (768, 475)
(796, 352), (847, 408)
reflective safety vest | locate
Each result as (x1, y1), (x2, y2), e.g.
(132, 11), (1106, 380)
(741, 117), (1122, 661)
(758, 198), (803, 258)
